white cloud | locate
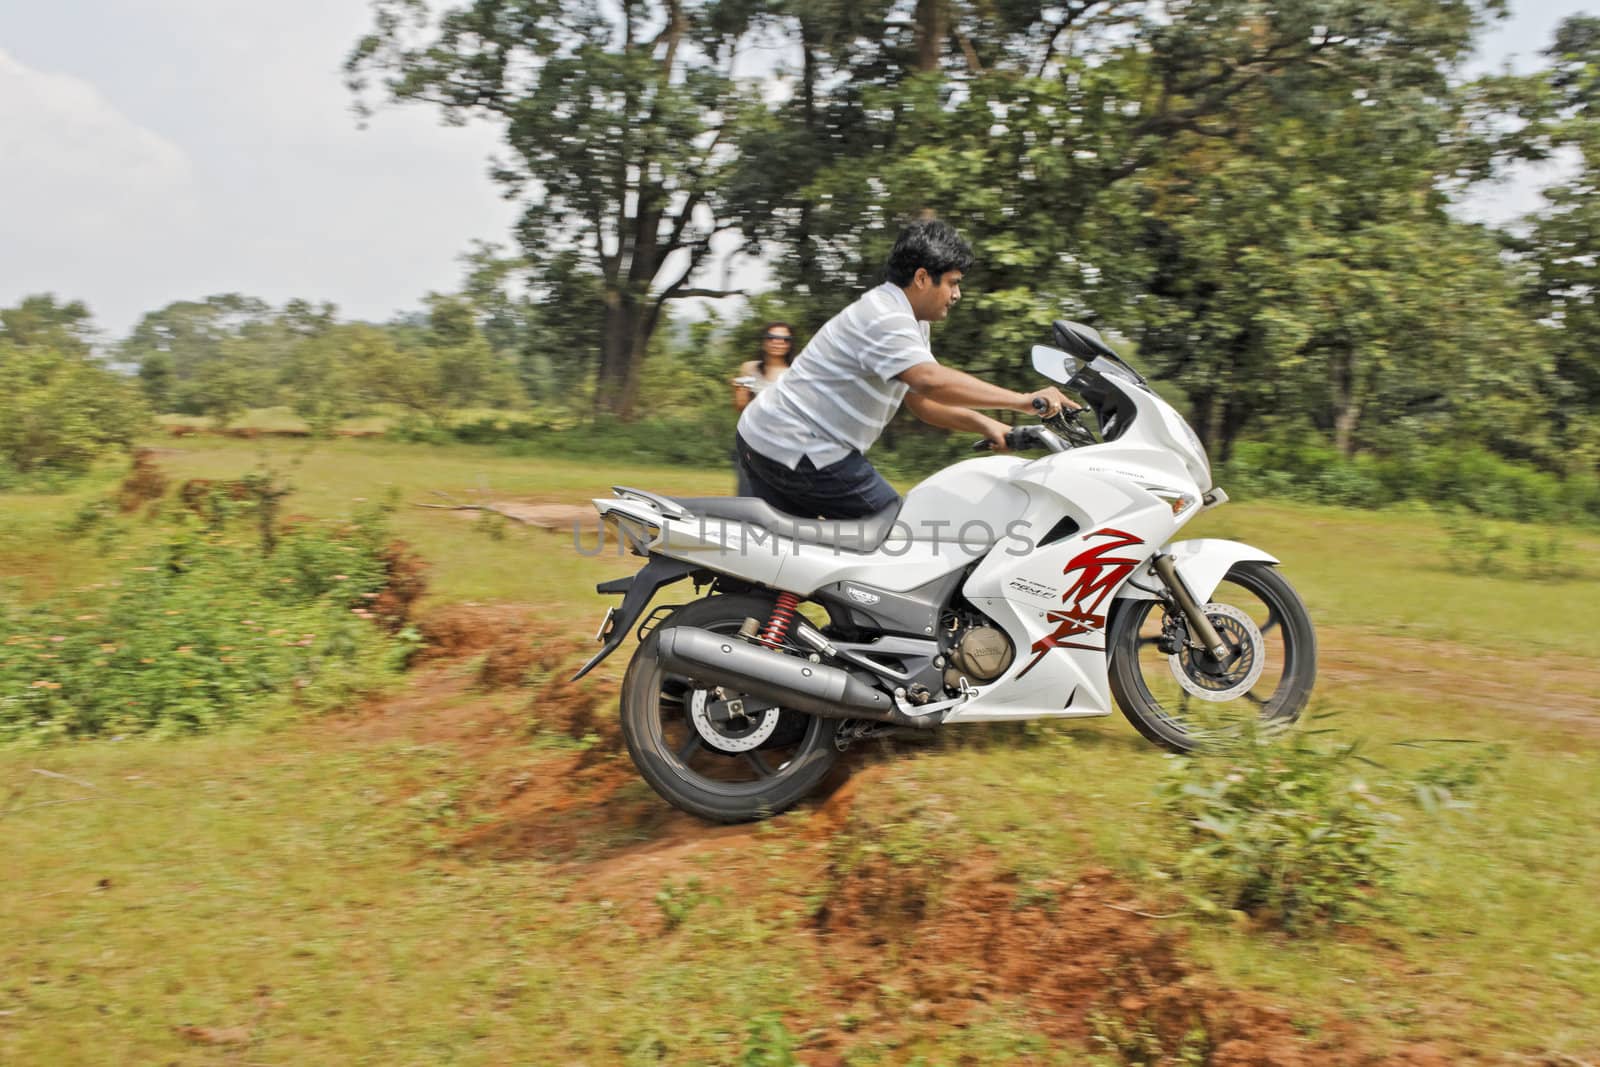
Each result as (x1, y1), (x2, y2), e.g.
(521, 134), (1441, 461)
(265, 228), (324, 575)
(0, 7), (518, 339)
(0, 46), (194, 255)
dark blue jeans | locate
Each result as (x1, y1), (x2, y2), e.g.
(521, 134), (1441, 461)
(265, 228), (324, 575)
(735, 433), (899, 519)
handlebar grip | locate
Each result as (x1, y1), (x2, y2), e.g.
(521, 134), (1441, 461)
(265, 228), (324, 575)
(975, 429), (1033, 452)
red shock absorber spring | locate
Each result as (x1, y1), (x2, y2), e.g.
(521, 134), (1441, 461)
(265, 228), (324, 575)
(759, 592), (800, 647)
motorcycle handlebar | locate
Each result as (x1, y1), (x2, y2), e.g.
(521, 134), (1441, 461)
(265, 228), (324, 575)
(973, 404), (1094, 453)
(972, 428), (1030, 453)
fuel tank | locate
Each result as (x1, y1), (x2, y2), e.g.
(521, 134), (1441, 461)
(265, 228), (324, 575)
(893, 455), (1031, 548)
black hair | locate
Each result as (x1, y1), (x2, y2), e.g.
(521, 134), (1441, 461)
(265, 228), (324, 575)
(759, 321), (796, 365)
(884, 219), (975, 287)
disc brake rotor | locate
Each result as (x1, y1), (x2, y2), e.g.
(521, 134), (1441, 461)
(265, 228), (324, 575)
(687, 689), (780, 752)
(1167, 603), (1265, 702)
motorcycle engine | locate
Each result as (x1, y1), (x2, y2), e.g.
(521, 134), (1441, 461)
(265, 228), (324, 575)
(943, 620), (1015, 690)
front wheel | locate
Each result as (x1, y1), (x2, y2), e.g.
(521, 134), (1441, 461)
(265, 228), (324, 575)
(620, 593), (842, 822)
(1108, 561), (1316, 752)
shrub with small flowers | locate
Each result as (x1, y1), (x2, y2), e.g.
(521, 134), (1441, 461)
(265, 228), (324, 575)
(0, 508), (408, 741)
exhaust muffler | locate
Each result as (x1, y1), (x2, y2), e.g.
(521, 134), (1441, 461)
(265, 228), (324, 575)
(655, 626), (935, 728)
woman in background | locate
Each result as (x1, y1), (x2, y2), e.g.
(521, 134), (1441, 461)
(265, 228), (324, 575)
(731, 322), (795, 495)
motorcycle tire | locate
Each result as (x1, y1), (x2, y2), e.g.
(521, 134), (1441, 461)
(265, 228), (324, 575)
(620, 593), (842, 822)
(1108, 561), (1316, 753)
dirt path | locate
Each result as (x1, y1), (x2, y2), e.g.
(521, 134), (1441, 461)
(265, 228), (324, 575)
(300, 604), (1600, 1064)
(1318, 626), (1600, 736)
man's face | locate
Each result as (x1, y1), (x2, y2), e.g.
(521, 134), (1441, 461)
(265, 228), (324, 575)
(908, 268), (964, 322)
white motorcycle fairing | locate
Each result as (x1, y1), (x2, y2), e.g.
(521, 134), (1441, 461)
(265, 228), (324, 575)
(586, 349), (1280, 724)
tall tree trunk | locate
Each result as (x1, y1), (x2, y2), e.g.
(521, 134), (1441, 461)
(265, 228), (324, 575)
(915, 0), (946, 72)
(1218, 394), (1248, 464)
(598, 286), (645, 418)
(1331, 347), (1360, 457)
(1191, 389), (1221, 456)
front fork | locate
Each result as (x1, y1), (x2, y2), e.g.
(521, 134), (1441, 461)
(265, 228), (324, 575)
(1151, 553), (1230, 662)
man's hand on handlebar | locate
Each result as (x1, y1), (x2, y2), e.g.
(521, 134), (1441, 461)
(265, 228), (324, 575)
(1019, 387), (1079, 418)
(978, 416), (1012, 452)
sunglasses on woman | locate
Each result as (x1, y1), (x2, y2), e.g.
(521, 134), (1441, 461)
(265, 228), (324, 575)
(763, 333), (793, 342)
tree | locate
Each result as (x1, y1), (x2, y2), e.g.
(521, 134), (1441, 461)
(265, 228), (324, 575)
(346, 0), (765, 418)
(122, 294), (277, 417)
(521, 249), (607, 404)
(734, 0), (1523, 457)
(1091, 11), (1544, 460)
(281, 323), (369, 436)
(1510, 15), (1600, 470)
(0, 297), (147, 482)
(420, 293), (523, 410)
(0, 294), (95, 354)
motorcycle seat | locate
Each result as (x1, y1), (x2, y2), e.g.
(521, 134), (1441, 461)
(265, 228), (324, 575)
(666, 496), (903, 553)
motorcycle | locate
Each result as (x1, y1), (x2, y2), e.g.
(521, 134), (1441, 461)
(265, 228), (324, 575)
(573, 320), (1317, 822)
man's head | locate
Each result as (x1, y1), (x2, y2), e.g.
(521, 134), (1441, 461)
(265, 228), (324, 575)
(885, 219), (974, 322)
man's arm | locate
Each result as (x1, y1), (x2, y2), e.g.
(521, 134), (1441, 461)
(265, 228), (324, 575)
(898, 362), (1073, 415)
(904, 392), (1011, 449)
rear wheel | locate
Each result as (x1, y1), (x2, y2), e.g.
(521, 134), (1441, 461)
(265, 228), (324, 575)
(620, 593), (841, 822)
(1108, 562), (1316, 752)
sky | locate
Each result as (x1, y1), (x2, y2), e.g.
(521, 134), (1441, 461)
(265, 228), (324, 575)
(0, 1), (1594, 342)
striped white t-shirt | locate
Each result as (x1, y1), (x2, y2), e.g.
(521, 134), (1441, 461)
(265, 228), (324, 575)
(737, 283), (935, 470)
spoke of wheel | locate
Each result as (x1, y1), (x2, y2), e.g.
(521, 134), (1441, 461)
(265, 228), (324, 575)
(1244, 689), (1268, 707)
(676, 734), (703, 763)
(1260, 608), (1281, 636)
(744, 750), (774, 778)
(1138, 635), (1162, 649)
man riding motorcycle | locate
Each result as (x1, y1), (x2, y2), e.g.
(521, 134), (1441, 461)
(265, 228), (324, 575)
(734, 219), (1075, 520)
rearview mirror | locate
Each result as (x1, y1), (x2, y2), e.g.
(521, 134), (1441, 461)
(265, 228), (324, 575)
(1031, 344), (1077, 384)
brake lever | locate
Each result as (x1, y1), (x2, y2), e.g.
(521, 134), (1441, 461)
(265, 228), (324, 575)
(973, 426), (1054, 453)
(1043, 407), (1097, 447)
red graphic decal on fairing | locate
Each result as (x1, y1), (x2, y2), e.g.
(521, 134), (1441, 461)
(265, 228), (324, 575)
(1017, 528), (1145, 678)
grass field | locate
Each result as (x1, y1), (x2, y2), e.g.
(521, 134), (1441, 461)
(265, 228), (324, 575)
(2, 437), (1598, 1063)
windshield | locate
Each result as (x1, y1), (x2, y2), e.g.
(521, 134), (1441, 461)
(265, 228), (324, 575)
(1067, 360), (1138, 442)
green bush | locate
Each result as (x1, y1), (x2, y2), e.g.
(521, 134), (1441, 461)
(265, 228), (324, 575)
(1158, 732), (1398, 934)
(1219, 437), (1597, 525)
(0, 508), (407, 742)
(0, 343), (149, 486)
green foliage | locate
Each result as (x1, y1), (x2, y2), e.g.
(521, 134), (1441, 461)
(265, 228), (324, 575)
(739, 1012), (801, 1067)
(0, 299), (149, 486)
(1089, 1011), (1210, 1067)
(324, 0), (1598, 494)
(0, 504), (404, 742)
(0, 294), (95, 353)
(1402, 742), (1509, 814)
(1503, 15), (1600, 470)
(347, 0), (775, 415)
(120, 281), (527, 431)
(1219, 437), (1600, 525)
(1160, 727), (1509, 935)
(654, 876), (712, 931)
(1438, 506), (1515, 573)
(122, 294), (285, 420)
(1435, 508), (1575, 580)
(1158, 732), (1399, 934)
